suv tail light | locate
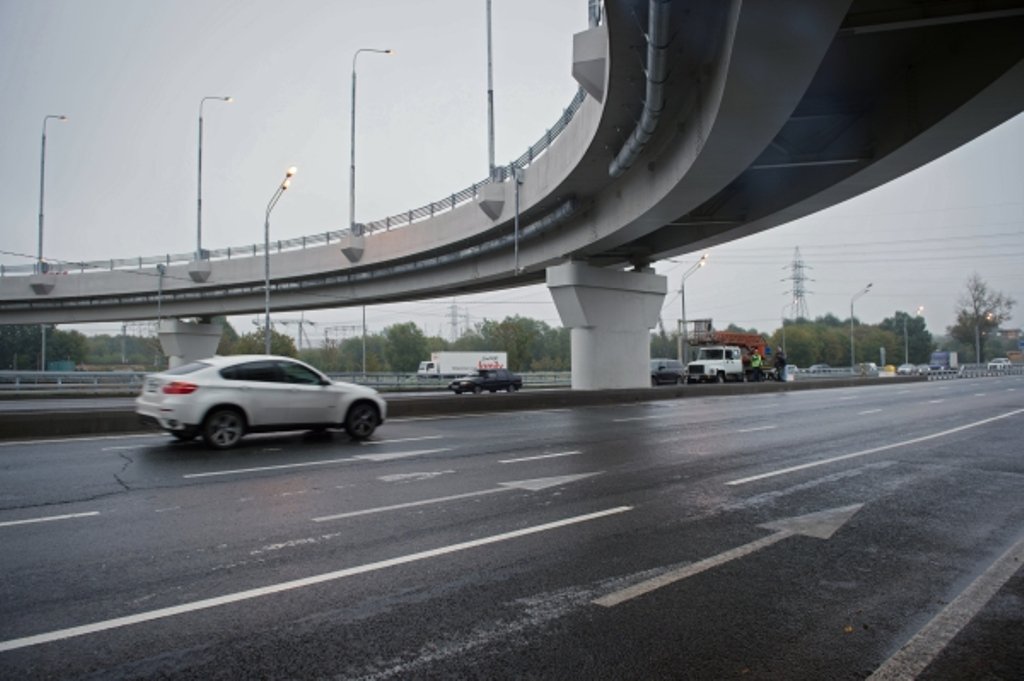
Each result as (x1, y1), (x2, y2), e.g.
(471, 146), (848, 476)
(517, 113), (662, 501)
(163, 381), (199, 395)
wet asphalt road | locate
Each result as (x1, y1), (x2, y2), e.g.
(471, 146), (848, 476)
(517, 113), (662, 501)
(1, 376), (1022, 679)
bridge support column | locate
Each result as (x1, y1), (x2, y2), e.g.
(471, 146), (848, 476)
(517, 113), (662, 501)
(547, 262), (666, 390)
(158, 319), (222, 369)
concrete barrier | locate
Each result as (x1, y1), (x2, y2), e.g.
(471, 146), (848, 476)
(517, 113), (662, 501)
(0, 376), (924, 441)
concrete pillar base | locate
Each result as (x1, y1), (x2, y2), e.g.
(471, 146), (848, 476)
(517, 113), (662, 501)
(158, 319), (222, 368)
(547, 262), (666, 390)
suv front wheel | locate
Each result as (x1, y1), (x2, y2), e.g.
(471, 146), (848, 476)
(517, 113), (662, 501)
(345, 402), (381, 440)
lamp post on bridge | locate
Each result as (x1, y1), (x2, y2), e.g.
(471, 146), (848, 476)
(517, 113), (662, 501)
(350, 47), (391, 374)
(849, 283), (872, 370)
(197, 96), (232, 260)
(38, 113), (68, 371)
(677, 253), (709, 364)
(264, 166), (297, 355)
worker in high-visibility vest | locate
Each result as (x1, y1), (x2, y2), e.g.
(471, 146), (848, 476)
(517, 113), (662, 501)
(750, 350), (763, 382)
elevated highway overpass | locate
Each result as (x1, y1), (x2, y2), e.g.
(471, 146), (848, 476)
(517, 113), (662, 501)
(3, 0), (1024, 387)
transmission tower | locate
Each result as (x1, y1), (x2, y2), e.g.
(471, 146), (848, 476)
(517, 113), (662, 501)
(783, 247), (812, 319)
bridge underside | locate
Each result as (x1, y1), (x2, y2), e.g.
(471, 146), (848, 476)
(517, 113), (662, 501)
(3, 0), (1024, 385)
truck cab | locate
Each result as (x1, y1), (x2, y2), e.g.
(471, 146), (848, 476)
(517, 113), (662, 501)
(686, 346), (745, 383)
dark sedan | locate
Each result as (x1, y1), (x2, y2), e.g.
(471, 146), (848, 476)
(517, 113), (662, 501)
(448, 369), (523, 394)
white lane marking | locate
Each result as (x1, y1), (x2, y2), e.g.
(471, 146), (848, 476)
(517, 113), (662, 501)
(594, 504), (863, 607)
(837, 396), (859, 401)
(0, 433), (162, 448)
(0, 511), (100, 529)
(315, 488), (509, 521)
(928, 399), (945, 404)
(726, 408), (1024, 486)
(0, 506), (632, 653)
(353, 448), (451, 462)
(314, 472), (603, 522)
(101, 445), (143, 451)
(378, 470), (456, 483)
(183, 456), (359, 479)
(153, 507), (181, 514)
(858, 409), (883, 416)
(613, 414), (672, 423)
(868, 536), (1024, 680)
(737, 425), (776, 434)
(500, 450), (580, 464)
(360, 435), (444, 446)
(1008, 388), (1017, 392)
(975, 393), (987, 397)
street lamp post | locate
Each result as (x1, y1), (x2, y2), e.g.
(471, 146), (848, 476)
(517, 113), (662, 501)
(38, 113), (68, 371)
(849, 283), (873, 370)
(197, 96), (232, 259)
(904, 305), (924, 364)
(975, 311), (994, 364)
(677, 253), (709, 363)
(349, 47), (392, 234)
(781, 300), (794, 354)
(264, 167), (297, 355)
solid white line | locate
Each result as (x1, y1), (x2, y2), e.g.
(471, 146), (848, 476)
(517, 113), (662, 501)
(360, 435), (444, 446)
(183, 457), (359, 479)
(594, 530), (791, 607)
(101, 445), (143, 451)
(312, 487), (509, 521)
(0, 511), (100, 529)
(500, 451), (581, 464)
(928, 399), (945, 404)
(0, 433), (161, 448)
(726, 408), (1024, 486)
(867, 536), (1024, 680)
(0, 506), (632, 652)
(858, 409), (883, 416)
(737, 425), (776, 434)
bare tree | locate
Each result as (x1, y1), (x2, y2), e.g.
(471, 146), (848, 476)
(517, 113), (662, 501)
(949, 274), (1016, 362)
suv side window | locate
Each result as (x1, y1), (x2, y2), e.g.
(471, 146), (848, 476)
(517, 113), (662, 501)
(221, 361), (283, 383)
(277, 361), (324, 385)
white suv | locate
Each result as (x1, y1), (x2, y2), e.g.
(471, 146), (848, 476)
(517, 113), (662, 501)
(136, 355), (386, 449)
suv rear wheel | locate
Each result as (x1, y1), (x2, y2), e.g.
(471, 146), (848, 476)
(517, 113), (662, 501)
(202, 408), (246, 450)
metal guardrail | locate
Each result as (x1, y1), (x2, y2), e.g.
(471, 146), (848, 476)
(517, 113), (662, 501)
(0, 370), (572, 394)
(1, 88), (588, 278)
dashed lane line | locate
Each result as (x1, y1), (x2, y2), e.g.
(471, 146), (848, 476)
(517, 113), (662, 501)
(0, 506), (632, 653)
(0, 512), (100, 529)
(726, 408), (1024, 486)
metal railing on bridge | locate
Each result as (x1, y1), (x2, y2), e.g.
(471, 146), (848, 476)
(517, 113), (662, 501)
(1, 89), (588, 278)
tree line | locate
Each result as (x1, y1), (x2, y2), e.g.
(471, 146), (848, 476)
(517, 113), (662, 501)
(1, 274), (1015, 372)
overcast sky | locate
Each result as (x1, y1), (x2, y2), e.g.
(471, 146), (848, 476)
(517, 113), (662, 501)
(2, 0), (1021, 347)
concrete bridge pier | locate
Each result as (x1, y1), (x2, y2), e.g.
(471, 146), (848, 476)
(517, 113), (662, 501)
(157, 319), (222, 368)
(547, 261), (666, 390)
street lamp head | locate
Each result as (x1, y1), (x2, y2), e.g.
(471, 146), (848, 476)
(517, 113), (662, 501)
(385, 49), (394, 55)
(57, 115), (68, 121)
(286, 166), (298, 177)
(223, 96), (234, 102)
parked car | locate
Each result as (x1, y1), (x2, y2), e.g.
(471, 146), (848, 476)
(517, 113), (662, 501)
(897, 363), (916, 375)
(807, 363), (831, 373)
(916, 364), (931, 375)
(987, 357), (1011, 371)
(448, 368), (523, 394)
(136, 355), (386, 449)
(650, 358), (685, 385)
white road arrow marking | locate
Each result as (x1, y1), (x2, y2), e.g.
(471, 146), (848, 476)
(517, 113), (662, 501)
(313, 472), (603, 522)
(593, 504), (863, 607)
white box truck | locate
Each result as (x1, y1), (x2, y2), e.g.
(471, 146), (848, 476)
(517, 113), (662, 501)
(417, 351), (508, 378)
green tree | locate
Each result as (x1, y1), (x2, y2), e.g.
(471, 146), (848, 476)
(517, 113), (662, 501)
(231, 329), (297, 356)
(47, 329), (89, 366)
(384, 322), (428, 372)
(0, 325), (43, 369)
(948, 274), (1015, 362)
(880, 311), (933, 364)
